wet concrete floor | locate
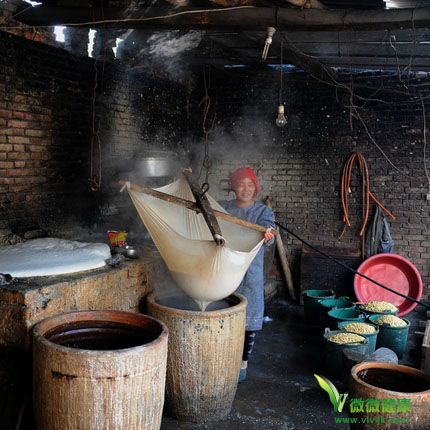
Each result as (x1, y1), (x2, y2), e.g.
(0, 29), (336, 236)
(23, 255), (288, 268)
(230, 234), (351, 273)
(0, 298), (421, 430)
(161, 298), (421, 430)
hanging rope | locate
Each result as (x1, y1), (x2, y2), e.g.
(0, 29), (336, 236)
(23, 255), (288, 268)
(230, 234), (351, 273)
(339, 152), (396, 255)
(198, 65), (216, 187)
(279, 39), (283, 105)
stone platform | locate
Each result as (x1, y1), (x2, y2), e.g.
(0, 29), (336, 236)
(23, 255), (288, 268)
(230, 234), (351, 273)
(0, 254), (162, 350)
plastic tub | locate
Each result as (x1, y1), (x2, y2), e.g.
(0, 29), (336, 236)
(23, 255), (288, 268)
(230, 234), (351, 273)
(303, 289), (335, 324)
(368, 314), (410, 359)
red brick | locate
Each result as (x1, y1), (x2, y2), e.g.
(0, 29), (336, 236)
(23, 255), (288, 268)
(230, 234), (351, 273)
(7, 136), (30, 144)
(13, 95), (27, 104)
(9, 185), (30, 193)
(8, 120), (36, 128)
(0, 128), (25, 136)
(0, 178), (15, 185)
(29, 138), (48, 145)
(28, 145), (44, 152)
(5, 169), (39, 177)
(7, 152), (30, 160)
(0, 144), (12, 151)
(26, 113), (50, 123)
(10, 111), (27, 120)
(30, 152), (42, 160)
(14, 177), (43, 184)
(0, 161), (14, 168)
(0, 109), (11, 118)
(8, 193), (26, 202)
(25, 160), (42, 168)
(9, 103), (31, 113)
(14, 161), (26, 168)
(25, 129), (46, 137)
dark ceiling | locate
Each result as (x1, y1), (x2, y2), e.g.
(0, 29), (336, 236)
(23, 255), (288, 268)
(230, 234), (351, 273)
(5, 0), (430, 74)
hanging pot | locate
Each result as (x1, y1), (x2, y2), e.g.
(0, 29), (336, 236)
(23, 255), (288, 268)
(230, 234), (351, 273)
(135, 151), (179, 178)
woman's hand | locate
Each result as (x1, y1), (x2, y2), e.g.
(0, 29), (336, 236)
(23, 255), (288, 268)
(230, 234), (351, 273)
(264, 227), (275, 243)
(176, 167), (193, 179)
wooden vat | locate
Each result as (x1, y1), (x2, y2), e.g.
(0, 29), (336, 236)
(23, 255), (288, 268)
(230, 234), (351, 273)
(147, 293), (247, 422)
(33, 310), (168, 430)
(350, 361), (430, 430)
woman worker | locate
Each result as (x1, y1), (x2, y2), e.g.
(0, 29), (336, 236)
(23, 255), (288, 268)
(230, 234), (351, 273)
(220, 167), (275, 382)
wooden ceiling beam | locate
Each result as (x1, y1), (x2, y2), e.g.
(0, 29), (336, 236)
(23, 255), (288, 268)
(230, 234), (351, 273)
(14, 6), (430, 32)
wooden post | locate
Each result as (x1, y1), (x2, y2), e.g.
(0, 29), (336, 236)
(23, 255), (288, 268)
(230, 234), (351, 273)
(263, 197), (295, 300)
(119, 180), (276, 236)
(182, 172), (225, 246)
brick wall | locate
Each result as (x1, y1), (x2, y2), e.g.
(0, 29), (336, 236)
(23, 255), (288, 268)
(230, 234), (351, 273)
(192, 68), (430, 301)
(0, 31), (96, 232)
(83, 60), (194, 234)
(0, 1), (58, 46)
(0, 31), (194, 236)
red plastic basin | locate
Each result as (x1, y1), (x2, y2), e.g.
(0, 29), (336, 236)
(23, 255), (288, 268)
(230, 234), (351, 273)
(354, 253), (423, 316)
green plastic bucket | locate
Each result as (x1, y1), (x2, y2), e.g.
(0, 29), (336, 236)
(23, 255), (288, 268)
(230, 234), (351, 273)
(317, 298), (355, 327)
(324, 330), (368, 376)
(327, 308), (366, 330)
(303, 289), (335, 324)
(359, 304), (399, 317)
(319, 298), (355, 310)
(338, 321), (379, 354)
(368, 314), (410, 359)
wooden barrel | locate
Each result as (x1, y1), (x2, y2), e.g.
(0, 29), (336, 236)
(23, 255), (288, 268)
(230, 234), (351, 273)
(147, 293), (247, 422)
(33, 310), (168, 430)
(350, 361), (430, 430)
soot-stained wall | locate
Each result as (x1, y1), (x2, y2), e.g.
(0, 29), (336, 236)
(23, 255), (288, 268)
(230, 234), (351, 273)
(0, 31), (195, 238)
(194, 67), (430, 301)
(0, 31), (94, 233)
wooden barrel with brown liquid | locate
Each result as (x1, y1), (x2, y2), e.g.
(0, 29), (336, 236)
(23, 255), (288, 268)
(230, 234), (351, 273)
(33, 310), (168, 430)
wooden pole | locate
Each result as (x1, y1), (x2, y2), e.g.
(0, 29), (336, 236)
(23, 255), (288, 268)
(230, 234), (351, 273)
(182, 171), (225, 246)
(275, 233), (296, 300)
(15, 6), (430, 32)
(263, 197), (295, 300)
(119, 180), (276, 236)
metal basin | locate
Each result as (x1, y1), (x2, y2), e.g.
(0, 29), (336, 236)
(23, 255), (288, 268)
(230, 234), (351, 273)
(136, 155), (178, 177)
(114, 246), (139, 259)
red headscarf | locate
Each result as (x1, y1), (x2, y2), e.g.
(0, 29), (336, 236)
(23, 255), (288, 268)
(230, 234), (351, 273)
(229, 167), (261, 198)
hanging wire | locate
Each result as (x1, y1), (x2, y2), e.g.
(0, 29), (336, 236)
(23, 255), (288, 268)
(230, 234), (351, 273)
(197, 65), (215, 188)
(279, 39), (283, 105)
(421, 98), (430, 196)
(89, 4), (108, 192)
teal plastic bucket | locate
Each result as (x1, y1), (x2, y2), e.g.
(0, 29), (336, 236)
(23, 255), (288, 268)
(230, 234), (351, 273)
(359, 304), (399, 318)
(327, 308), (366, 330)
(368, 315), (410, 359)
(303, 289), (335, 324)
(317, 298), (355, 327)
(338, 321), (379, 354)
(325, 330), (368, 376)
(319, 298), (355, 309)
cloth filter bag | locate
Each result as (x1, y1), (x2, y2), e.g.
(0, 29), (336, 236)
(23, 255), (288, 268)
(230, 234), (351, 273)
(126, 177), (264, 310)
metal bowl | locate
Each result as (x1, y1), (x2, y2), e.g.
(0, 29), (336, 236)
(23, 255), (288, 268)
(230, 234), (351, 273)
(114, 246), (139, 259)
(136, 156), (178, 177)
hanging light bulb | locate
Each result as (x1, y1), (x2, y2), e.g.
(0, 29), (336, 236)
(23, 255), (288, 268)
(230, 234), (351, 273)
(276, 104), (287, 128)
